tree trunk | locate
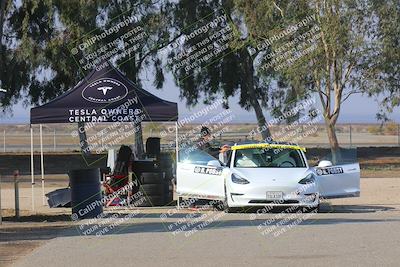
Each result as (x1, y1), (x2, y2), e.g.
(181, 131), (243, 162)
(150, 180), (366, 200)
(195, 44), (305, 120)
(78, 122), (91, 155)
(130, 74), (145, 159)
(0, 0), (8, 85)
(250, 91), (272, 141)
(240, 48), (272, 141)
(325, 119), (340, 164)
(0, 0), (7, 44)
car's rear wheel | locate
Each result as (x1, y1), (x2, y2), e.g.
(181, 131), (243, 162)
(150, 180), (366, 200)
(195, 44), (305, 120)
(315, 203), (320, 213)
(302, 204), (320, 213)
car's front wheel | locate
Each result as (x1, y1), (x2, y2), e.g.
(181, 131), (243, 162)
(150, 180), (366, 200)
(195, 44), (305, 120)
(220, 186), (239, 213)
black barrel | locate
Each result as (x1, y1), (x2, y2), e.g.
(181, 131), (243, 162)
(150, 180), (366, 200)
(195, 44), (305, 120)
(69, 168), (103, 220)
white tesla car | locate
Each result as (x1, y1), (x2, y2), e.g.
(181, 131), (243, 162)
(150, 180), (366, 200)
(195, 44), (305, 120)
(177, 143), (360, 212)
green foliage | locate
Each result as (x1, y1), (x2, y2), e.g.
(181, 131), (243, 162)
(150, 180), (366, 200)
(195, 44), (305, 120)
(0, 0), (171, 110)
(234, 0), (400, 149)
(0, 0), (398, 150)
(235, 0), (399, 118)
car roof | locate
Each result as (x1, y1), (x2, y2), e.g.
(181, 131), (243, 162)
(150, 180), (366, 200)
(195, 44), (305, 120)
(234, 141), (300, 146)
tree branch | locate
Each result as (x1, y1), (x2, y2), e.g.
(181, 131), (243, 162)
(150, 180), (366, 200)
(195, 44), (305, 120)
(341, 61), (355, 88)
(273, 2), (284, 18)
(340, 90), (362, 104)
(137, 31), (185, 69)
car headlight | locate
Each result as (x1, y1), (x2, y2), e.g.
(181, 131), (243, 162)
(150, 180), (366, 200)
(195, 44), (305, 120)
(298, 173), (315, 184)
(231, 173), (250, 184)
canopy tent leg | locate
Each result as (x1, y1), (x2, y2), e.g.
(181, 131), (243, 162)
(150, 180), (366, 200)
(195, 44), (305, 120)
(78, 122), (90, 155)
(134, 121), (144, 159)
(30, 127), (35, 211)
(175, 122), (179, 209)
(40, 124), (45, 206)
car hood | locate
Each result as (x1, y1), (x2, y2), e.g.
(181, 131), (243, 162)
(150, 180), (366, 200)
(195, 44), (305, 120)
(232, 167), (309, 186)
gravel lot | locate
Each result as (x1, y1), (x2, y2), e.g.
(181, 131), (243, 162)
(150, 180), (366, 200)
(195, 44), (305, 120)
(1, 177), (400, 266)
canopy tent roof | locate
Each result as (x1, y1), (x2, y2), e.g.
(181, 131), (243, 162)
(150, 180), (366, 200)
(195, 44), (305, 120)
(30, 62), (178, 124)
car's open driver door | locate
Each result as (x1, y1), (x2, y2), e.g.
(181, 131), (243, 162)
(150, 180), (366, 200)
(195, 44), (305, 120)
(176, 149), (225, 200)
(316, 162), (360, 198)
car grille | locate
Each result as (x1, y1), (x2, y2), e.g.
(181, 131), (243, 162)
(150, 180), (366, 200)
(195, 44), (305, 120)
(248, 200), (299, 204)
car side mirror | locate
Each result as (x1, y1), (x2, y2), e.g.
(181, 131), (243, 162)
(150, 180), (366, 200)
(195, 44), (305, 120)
(317, 160), (333, 168)
(207, 160), (221, 167)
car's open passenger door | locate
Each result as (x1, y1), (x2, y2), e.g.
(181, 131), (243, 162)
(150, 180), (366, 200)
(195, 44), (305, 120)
(176, 149), (225, 200)
(315, 162), (360, 198)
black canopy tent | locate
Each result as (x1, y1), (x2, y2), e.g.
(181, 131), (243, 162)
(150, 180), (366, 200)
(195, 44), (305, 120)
(29, 62), (178, 210)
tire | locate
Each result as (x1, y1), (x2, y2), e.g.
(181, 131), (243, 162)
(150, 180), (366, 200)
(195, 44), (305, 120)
(141, 172), (163, 184)
(159, 159), (173, 168)
(165, 192), (173, 204)
(139, 183), (165, 195)
(163, 168), (174, 181)
(134, 161), (158, 172)
(302, 204), (320, 213)
(314, 204), (320, 213)
(163, 179), (173, 194)
(159, 152), (174, 162)
(222, 185), (238, 213)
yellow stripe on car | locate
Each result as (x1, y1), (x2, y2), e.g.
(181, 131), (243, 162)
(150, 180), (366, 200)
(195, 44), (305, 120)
(231, 143), (306, 152)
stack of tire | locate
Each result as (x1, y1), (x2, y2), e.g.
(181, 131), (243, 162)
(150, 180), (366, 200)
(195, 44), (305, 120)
(137, 172), (167, 206)
(158, 152), (175, 204)
(135, 153), (175, 207)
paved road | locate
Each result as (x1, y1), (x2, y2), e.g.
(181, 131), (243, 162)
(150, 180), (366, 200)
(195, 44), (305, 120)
(10, 204), (400, 267)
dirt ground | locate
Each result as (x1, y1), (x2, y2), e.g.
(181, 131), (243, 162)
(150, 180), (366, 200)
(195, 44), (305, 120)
(1, 175), (400, 266)
(0, 241), (44, 266)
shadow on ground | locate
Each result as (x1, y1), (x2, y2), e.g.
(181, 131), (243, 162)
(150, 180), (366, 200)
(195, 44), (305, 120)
(1, 203), (394, 223)
(1, 203), (398, 243)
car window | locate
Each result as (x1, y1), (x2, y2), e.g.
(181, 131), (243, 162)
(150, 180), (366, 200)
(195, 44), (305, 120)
(179, 148), (217, 165)
(234, 148), (306, 168)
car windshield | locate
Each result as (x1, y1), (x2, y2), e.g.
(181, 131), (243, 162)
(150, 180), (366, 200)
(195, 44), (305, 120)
(233, 148), (306, 168)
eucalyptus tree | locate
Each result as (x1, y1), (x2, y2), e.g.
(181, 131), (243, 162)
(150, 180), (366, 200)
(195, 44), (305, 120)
(166, 0), (273, 140)
(235, 0), (400, 158)
(1, 0), (173, 156)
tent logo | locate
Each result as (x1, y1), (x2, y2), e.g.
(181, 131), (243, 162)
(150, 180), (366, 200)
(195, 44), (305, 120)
(82, 78), (128, 103)
(98, 86), (113, 95)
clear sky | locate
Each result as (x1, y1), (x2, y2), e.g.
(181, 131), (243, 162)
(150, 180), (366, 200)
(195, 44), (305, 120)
(1, 72), (399, 124)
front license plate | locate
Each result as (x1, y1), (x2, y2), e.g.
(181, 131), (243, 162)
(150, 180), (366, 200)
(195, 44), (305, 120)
(266, 191), (283, 200)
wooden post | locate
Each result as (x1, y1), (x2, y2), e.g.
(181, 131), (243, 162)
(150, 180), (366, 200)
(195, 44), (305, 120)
(14, 170), (20, 218)
(0, 173), (2, 224)
(398, 123), (400, 146)
(40, 125), (45, 206)
(30, 127), (35, 211)
(53, 129), (56, 151)
(349, 124), (352, 147)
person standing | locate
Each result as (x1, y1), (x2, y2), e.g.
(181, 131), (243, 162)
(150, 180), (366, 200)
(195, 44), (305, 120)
(196, 126), (219, 158)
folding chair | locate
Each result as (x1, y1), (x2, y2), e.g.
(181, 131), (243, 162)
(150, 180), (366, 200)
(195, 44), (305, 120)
(103, 145), (133, 207)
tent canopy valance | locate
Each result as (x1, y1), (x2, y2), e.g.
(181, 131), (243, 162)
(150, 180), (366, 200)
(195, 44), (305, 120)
(30, 62), (178, 124)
